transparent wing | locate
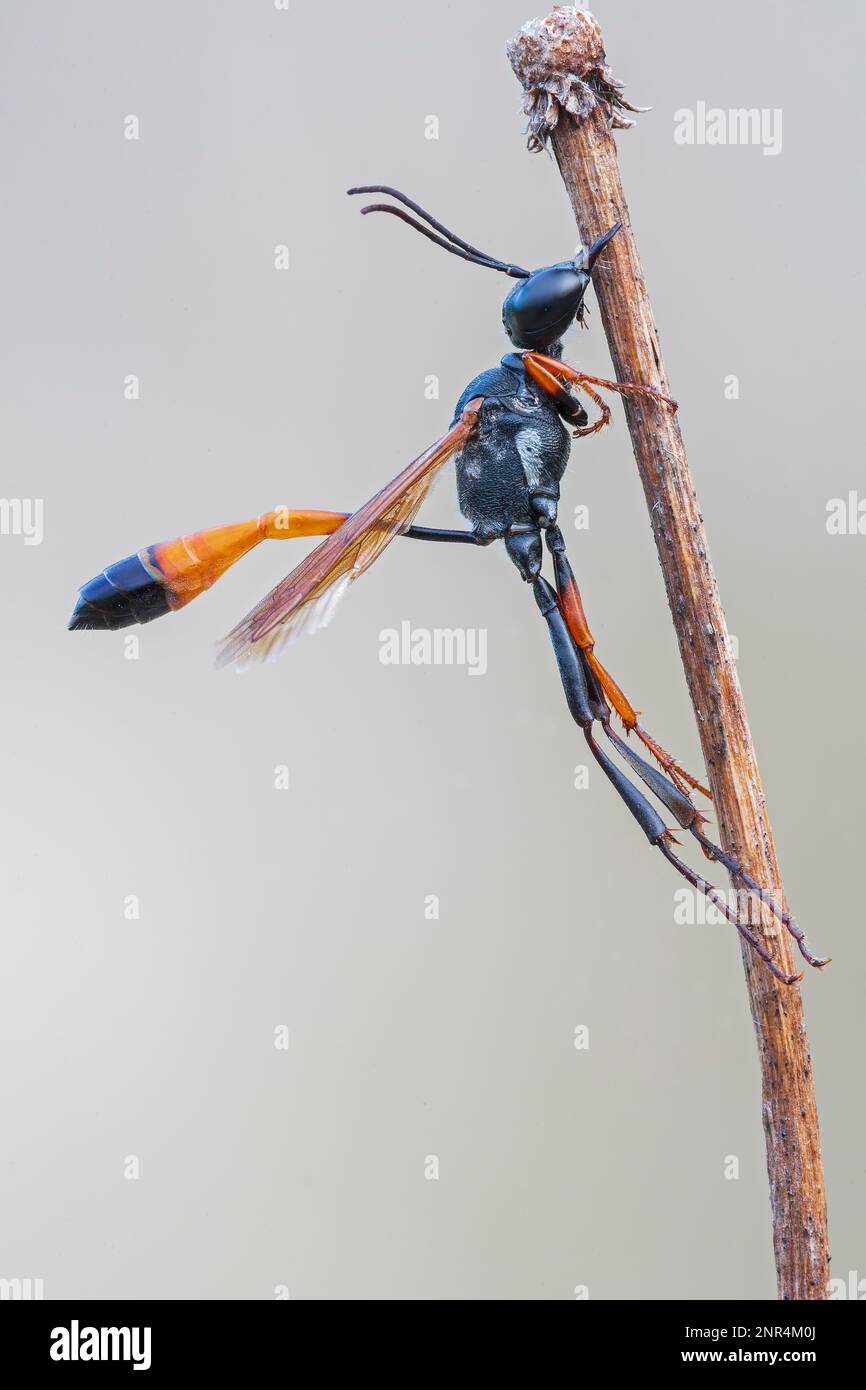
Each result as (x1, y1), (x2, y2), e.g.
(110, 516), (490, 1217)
(215, 401), (482, 670)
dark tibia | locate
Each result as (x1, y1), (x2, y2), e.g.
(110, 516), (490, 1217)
(577, 638), (611, 723)
(403, 525), (492, 545)
(546, 525), (711, 800)
(533, 577), (594, 725)
(554, 390), (589, 428)
(602, 719), (700, 831)
(524, 366), (588, 428)
(584, 727), (669, 844)
(533, 577), (668, 841)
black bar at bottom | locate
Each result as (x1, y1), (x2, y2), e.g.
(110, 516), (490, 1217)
(3, 1296), (860, 1375)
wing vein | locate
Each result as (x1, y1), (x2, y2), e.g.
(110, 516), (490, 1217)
(215, 402), (481, 669)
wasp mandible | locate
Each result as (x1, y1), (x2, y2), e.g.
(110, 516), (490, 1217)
(68, 185), (828, 984)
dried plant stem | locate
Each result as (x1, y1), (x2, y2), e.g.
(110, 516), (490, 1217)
(509, 8), (828, 1300)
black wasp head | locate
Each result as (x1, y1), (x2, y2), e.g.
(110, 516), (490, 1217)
(346, 185), (620, 353)
(501, 223), (621, 352)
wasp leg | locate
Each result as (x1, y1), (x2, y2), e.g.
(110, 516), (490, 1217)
(531, 574), (802, 984)
(559, 537), (825, 968)
(544, 525), (710, 798)
(579, 623), (827, 971)
(572, 586), (826, 972)
(402, 525), (493, 544)
(688, 828), (830, 970)
(527, 489), (561, 530)
(254, 518), (492, 545)
(522, 354), (610, 436)
(506, 524), (543, 582)
(568, 379), (611, 438)
(654, 833), (803, 985)
(524, 351), (678, 416)
(594, 710), (829, 971)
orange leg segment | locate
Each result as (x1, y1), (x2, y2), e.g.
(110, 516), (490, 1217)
(524, 351), (678, 419)
(548, 528), (710, 799)
(525, 358), (697, 795)
(569, 379), (611, 438)
(523, 354), (612, 437)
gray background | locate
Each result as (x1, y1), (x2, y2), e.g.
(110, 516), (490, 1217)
(1, 0), (863, 1300)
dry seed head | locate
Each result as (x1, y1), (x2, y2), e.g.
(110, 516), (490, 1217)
(507, 6), (645, 152)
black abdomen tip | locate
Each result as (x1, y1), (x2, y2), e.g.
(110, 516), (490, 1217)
(68, 553), (171, 631)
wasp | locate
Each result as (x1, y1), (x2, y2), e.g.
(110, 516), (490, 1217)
(68, 185), (827, 984)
